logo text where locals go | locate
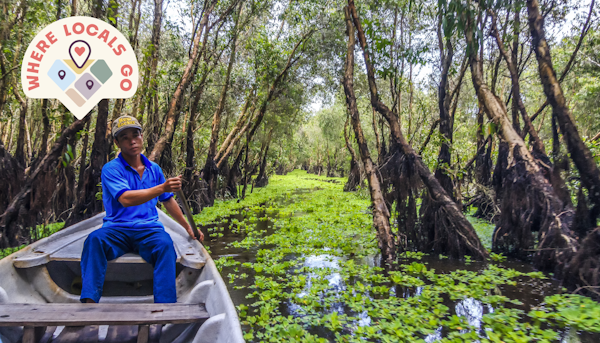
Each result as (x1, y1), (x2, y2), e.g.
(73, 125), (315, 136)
(21, 17), (139, 120)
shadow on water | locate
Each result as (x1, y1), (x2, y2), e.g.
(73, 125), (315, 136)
(202, 189), (599, 342)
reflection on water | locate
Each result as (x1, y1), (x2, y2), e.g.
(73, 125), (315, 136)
(425, 326), (443, 343)
(455, 298), (493, 331)
(291, 254), (347, 316)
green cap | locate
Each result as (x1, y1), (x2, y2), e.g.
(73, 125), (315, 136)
(112, 115), (142, 138)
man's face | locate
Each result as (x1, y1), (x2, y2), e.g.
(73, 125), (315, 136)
(115, 128), (143, 156)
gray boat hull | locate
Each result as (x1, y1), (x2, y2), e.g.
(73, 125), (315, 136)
(0, 211), (244, 343)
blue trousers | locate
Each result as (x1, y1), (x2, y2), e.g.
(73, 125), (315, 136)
(80, 226), (177, 303)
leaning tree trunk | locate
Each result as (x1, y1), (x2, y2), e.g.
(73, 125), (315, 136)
(216, 100), (257, 169)
(465, 14), (577, 274)
(527, 0), (600, 221)
(349, 0), (487, 260)
(0, 116), (90, 248)
(215, 87), (256, 166)
(343, 6), (395, 262)
(148, 0), (219, 162)
(203, 6), (240, 206)
(527, 0), (600, 288)
(343, 115), (361, 192)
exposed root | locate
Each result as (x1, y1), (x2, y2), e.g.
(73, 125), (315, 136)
(564, 227), (600, 299)
(379, 143), (488, 260)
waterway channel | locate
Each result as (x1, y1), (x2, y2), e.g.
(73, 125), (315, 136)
(197, 171), (600, 342)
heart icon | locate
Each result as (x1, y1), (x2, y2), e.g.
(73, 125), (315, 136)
(69, 40), (91, 69)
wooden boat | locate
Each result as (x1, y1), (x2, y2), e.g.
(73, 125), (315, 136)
(0, 211), (244, 343)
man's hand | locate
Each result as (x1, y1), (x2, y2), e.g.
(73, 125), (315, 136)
(163, 197), (204, 242)
(163, 175), (183, 193)
(185, 225), (204, 242)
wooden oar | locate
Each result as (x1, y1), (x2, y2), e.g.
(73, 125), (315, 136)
(175, 190), (202, 241)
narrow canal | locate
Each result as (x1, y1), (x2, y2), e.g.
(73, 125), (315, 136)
(197, 170), (600, 342)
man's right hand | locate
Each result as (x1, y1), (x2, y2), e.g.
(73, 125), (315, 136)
(163, 175), (182, 193)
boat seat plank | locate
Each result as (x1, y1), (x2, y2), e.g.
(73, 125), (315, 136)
(0, 303), (209, 326)
(51, 325), (98, 343)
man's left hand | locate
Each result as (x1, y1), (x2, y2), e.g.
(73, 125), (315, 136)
(186, 225), (204, 242)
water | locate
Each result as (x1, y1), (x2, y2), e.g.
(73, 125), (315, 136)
(201, 189), (599, 342)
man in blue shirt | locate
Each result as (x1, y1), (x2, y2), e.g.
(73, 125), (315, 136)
(80, 115), (204, 304)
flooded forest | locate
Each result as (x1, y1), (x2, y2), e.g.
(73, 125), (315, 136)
(1, 0), (600, 341)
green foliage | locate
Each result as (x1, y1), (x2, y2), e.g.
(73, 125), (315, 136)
(198, 171), (595, 342)
(1, 222), (65, 259)
(529, 294), (600, 333)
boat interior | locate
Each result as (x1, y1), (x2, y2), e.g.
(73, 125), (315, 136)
(0, 212), (243, 343)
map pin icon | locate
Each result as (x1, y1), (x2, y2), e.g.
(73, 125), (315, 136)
(69, 40), (91, 69)
(58, 70), (66, 80)
(86, 80), (94, 90)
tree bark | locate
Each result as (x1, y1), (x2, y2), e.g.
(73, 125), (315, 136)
(215, 88), (256, 166)
(203, 5), (241, 205)
(343, 115), (361, 192)
(12, 85), (27, 167)
(527, 0), (600, 221)
(466, 13), (576, 272)
(343, 6), (395, 262)
(0, 116), (90, 248)
(148, 0), (221, 162)
(349, 0), (487, 260)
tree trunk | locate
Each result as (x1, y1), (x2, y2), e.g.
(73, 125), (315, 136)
(434, 29), (454, 198)
(349, 0), (487, 260)
(564, 227), (600, 299)
(12, 86), (27, 167)
(490, 10), (545, 156)
(343, 6), (395, 262)
(215, 89), (256, 167)
(76, 119), (91, 194)
(133, 0), (163, 121)
(67, 102), (108, 226)
(148, 0), (220, 162)
(0, 140), (24, 216)
(343, 115), (361, 192)
(254, 129), (272, 188)
(527, 0), (600, 222)
(0, 116), (90, 248)
(203, 6), (241, 205)
(226, 147), (243, 197)
(39, 99), (50, 157)
(466, 13), (576, 273)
